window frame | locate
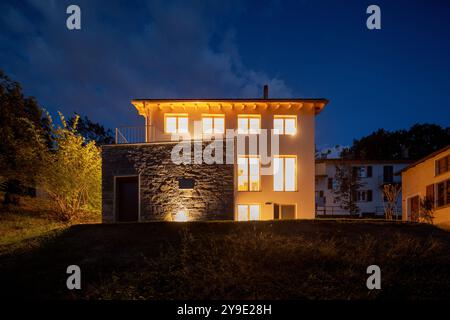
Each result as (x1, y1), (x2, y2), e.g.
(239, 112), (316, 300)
(436, 178), (450, 208)
(237, 114), (261, 134)
(357, 190), (373, 202)
(237, 204), (261, 221)
(201, 113), (225, 135)
(164, 113), (189, 134)
(273, 155), (298, 192)
(435, 155), (450, 176)
(237, 155), (261, 192)
(273, 115), (297, 135)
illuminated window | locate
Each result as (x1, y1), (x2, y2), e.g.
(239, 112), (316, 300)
(273, 115), (297, 135)
(238, 156), (260, 191)
(273, 156), (297, 191)
(237, 204), (260, 221)
(164, 114), (188, 134)
(202, 114), (225, 134)
(237, 115), (261, 134)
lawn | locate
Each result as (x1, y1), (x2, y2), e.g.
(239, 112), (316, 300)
(0, 218), (449, 300)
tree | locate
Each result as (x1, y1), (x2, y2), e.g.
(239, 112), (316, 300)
(68, 113), (114, 145)
(382, 184), (401, 220)
(37, 112), (101, 221)
(332, 162), (365, 214)
(341, 124), (450, 161)
(0, 70), (50, 203)
(419, 197), (435, 224)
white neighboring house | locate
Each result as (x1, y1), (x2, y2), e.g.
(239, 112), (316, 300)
(315, 159), (412, 217)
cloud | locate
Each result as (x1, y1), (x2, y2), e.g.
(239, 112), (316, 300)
(0, 0), (293, 127)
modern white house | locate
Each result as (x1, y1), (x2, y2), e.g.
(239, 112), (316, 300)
(399, 145), (450, 225)
(315, 159), (411, 217)
(102, 87), (329, 222)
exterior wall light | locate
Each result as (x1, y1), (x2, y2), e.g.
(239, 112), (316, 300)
(173, 210), (189, 222)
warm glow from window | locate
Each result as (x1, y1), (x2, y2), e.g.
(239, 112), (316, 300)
(237, 115), (261, 134)
(202, 114), (225, 134)
(238, 156), (260, 191)
(165, 114), (188, 134)
(274, 156), (297, 191)
(273, 115), (297, 135)
(237, 204), (260, 221)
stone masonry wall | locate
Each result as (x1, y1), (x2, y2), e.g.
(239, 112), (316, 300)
(102, 142), (234, 222)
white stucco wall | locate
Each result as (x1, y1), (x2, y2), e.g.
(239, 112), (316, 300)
(315, 161), (410, 216)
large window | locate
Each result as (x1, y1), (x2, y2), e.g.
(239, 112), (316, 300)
(436, 179), (450, 208)
(164, 113), (188, 134)
(202, 114), (225, 134)
(436, 155), (450, 176)
(237, 204), (260, 221)
(237, 156), (260, 191)
(237, 115), (261, 134)
(273, 156), (297, 191)
(273, 115), (297, 135)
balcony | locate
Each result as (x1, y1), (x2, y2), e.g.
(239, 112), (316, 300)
(115, 126), (151, 144)
(115, 126), (229, 144)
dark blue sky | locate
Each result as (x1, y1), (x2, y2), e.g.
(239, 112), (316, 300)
(1, 0), (449, 150)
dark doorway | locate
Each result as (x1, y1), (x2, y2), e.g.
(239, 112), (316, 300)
(274, 204), (296, 220)
(115, 176), (139, 222)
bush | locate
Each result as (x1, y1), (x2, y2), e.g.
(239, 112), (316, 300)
(35, 113), (101, 222)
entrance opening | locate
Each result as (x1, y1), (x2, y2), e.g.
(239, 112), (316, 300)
(274, 204), (296, 220)
(115, 176), (139, 222)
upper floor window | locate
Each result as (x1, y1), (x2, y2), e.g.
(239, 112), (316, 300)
(436, 179), (450, 208)
(164, 113), (188, 134)
(353, 166), (372, 178)
(202, 114), (225, 134)
(383, 165), (394, 183)
(273, 155), (297, 191)
(273, 115), (297, 135)
(436, 155), (450, 176)
(237, 115), (261, 134)
(237, 156), (260, 191)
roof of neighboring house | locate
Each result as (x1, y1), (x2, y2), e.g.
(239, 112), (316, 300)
(131, 98), (329, 115)
(396, 144), (450, 175)
(315, 158), (413, 165)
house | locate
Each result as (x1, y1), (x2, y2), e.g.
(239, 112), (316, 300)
(102, 87), (328, 222)
(315, 159), (411, 217)
(399, 145), (450, 225)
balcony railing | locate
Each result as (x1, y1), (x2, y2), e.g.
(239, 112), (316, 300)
(115, 126), (151, 144)
(115, 126), (229, 144)
(316, 205), (401, 217)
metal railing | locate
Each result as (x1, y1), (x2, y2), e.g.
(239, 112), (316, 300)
(316, 205), (401, 217)
(115, 125), (229, 144)
(115, 126), (154, 144)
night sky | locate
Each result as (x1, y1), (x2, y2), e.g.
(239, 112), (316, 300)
(1, 0), (450, 150)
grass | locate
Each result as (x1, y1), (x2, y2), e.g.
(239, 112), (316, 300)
(0, 197), (100, 253)
(0, 218), (449, 300)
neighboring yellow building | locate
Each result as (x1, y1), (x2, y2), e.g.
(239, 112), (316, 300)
(103, 87), (328, 222)
(399, 145), (450, 225)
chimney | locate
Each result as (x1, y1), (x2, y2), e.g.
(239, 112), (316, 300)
(263, 84), (269, 99)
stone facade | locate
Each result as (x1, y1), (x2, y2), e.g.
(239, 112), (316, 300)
(102, 142), (234, 222)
